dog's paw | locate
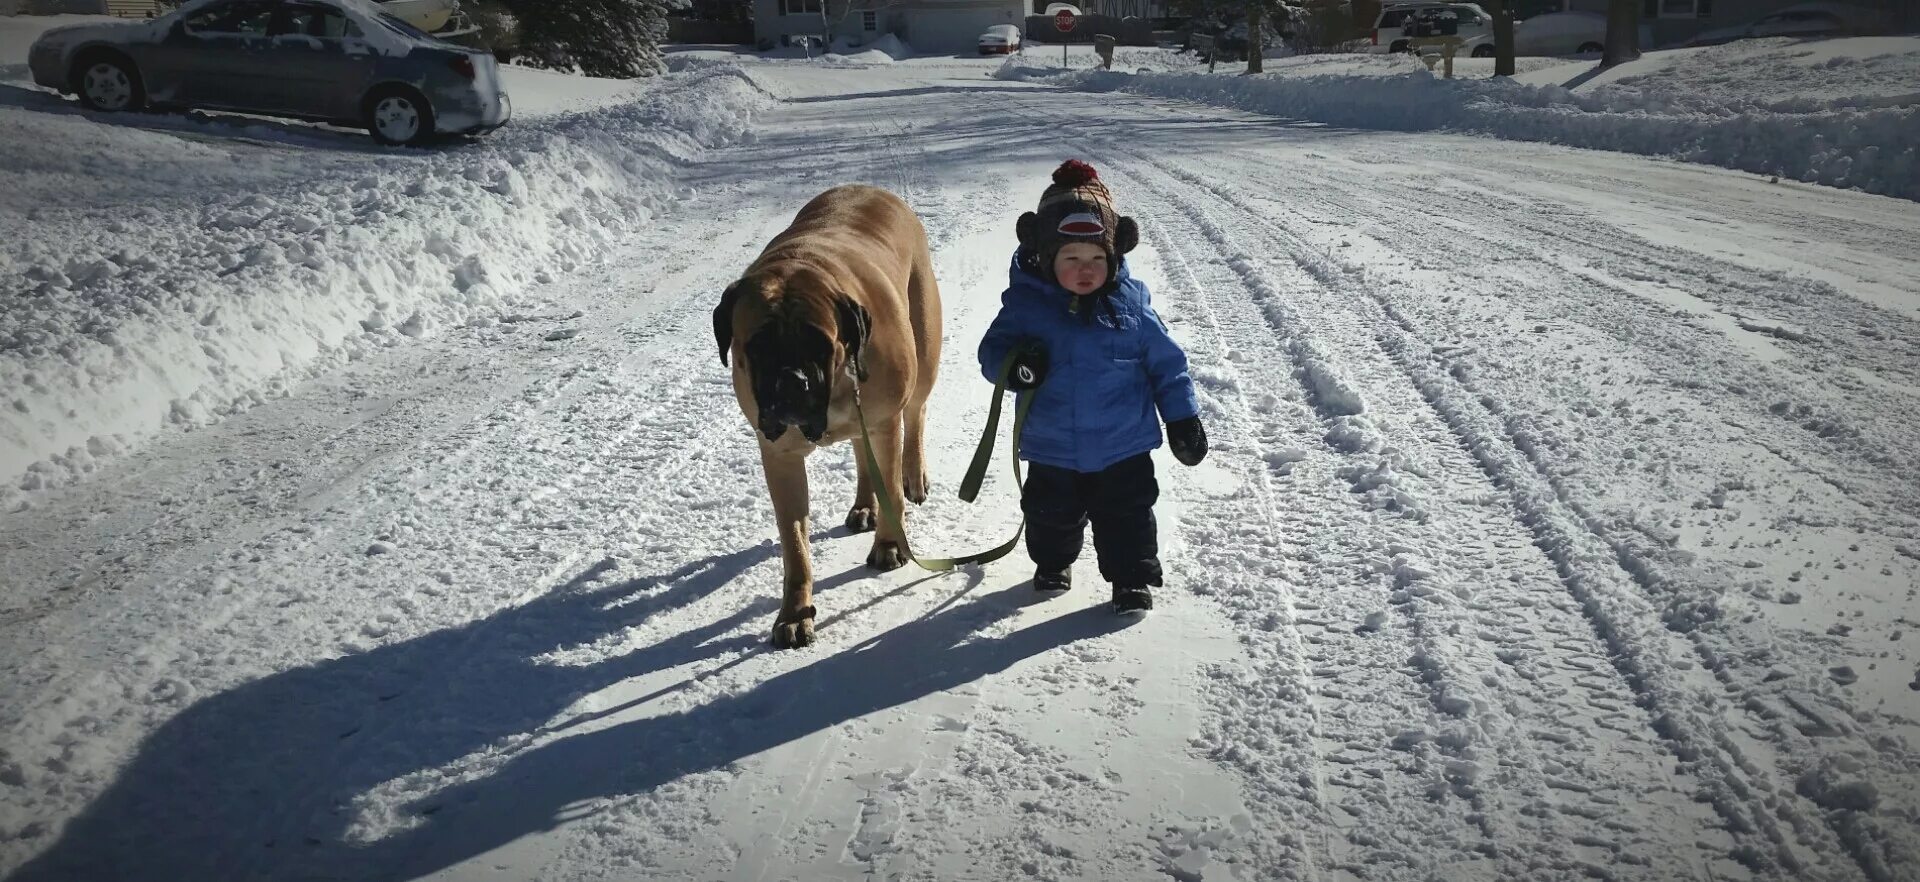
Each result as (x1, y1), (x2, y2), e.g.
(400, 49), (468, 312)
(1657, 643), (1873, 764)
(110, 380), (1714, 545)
(904, 472), (930, 505)
(866, 540), (908, 571)
(770, 612), (816, 649)
(845, 506), (876, 534)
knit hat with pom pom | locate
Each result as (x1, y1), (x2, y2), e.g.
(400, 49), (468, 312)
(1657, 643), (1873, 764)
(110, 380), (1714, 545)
(1016, 159), (1139, 288)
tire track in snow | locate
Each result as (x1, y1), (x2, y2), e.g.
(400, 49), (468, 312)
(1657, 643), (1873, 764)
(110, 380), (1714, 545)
(1229, 144), (1920, 522)
(1122, 147), (1895, 881)
(1103, 142), (1754, 880)
(1189, 142), (1919, 881)
(1196, 139), (1920, 879)
(1108, 162), (1479, 881)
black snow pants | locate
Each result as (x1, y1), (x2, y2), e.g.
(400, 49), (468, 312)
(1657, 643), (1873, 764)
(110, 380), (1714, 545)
(1021, 453), (1163, 587)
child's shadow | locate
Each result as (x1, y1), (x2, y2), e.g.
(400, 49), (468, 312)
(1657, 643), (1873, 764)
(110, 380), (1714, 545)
(7, 542), (1124, 882)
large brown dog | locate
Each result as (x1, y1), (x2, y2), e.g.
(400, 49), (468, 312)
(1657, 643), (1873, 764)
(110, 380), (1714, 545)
(714, 185), (943, 649)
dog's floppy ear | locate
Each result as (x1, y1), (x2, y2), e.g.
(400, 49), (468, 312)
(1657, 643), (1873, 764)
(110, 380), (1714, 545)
(714, 282), (743, 367)
(1114, 216), (1139, 256)
(835, 297), (871, 382)
(1016, 211), (1040, 250)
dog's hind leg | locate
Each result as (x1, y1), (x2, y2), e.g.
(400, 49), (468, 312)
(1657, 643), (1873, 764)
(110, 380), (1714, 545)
(862, 418), (910, 571)
(902, 261), (941, 505)
(761, 444), (816, 649)
(846, 436), (877, 533)
(901, 399), (929, 505)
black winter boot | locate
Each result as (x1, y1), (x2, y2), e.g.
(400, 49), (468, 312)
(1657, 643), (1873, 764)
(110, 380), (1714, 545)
(1112, 584), (1152, 614)
(1034, 567), (1072, 593)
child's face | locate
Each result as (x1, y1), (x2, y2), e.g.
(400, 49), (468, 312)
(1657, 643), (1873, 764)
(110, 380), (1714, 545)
(1052, 243), (1108, 296)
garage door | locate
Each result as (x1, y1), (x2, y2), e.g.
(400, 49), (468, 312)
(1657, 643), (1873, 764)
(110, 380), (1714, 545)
(906, 6), (1019, 54)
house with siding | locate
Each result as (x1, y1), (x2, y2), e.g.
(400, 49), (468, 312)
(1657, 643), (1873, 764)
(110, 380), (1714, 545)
(752, 0), (1175, 53)
(754, 0), (1030, 53)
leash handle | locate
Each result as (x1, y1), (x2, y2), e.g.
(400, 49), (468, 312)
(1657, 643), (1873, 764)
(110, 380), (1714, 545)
(958, 349), (1022, 503)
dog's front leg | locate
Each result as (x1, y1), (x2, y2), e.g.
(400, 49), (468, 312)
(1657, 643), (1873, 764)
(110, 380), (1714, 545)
(761, 443), (815, 648)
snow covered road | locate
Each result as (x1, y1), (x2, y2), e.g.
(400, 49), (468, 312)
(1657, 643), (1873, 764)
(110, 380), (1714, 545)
(2, 56), (1917, 882)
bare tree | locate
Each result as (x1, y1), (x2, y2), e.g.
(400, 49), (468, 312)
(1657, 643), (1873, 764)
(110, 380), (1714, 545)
(1246, 0), (1264, 72)
(1485, 0), (1514, 75)
(1602, 0), (1640, 66)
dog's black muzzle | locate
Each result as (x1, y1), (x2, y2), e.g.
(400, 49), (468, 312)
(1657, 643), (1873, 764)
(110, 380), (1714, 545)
(757, 368), (828, 443)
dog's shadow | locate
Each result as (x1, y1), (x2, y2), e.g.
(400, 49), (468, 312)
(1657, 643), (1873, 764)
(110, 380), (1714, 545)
(8, 537), (1121, 881)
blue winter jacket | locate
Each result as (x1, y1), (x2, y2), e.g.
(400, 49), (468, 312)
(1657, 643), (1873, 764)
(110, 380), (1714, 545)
(978, 253), (1199, 473)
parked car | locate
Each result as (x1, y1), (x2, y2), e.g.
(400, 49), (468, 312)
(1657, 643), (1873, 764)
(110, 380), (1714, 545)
(28, 0), (510, 146)
(1511, 10), (1607, 56)
(1368, 1), (1490, 54)
(978, 24), (1021, 54)
(1680, 2), (1886, 47)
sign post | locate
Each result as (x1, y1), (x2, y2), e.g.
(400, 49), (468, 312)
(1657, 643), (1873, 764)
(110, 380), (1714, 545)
(1054, 8), (1075, 67)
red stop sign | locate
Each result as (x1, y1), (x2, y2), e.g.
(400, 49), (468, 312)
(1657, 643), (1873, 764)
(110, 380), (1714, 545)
(1053, 9), (1075, 31)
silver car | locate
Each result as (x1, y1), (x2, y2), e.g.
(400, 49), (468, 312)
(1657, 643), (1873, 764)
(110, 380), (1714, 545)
(28, 0), (509, 145)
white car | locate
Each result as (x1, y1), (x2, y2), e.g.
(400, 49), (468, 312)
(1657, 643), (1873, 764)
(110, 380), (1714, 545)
(1511, 10), (1607, 56)
(978, 24), (1021, 55)
(1681, 2), (1886, 47)
(379, 0), (480, 39)
(1368, 2), (1491, 55)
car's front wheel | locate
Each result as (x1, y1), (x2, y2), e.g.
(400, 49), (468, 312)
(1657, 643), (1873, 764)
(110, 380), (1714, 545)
(1472, 44), (1495, 57)
(1577, 41), (1604, 53)
(365, 86), (436, 147)
(73, 52), (143, 113)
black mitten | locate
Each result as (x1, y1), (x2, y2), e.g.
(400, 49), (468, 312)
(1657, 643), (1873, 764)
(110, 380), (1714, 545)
(1166, 416), (1207, 466)
(1008, 342), (1049, 391)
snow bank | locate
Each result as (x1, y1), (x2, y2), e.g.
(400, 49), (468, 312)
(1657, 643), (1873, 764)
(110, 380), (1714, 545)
(824, 33), (913, 64)
(864, 33), (913, 60)
(0, 65), (771, 506)
(1516, 36), (1920, 106)
(998, 40), (1920, 201)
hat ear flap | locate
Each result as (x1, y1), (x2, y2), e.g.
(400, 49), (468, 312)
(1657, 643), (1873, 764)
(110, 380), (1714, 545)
(1113, 216), (1139, 256)
(1016, 211), (1041, 249)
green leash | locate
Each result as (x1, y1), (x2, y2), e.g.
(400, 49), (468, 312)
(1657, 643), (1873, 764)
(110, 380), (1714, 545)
(852, 351), (1032, 571)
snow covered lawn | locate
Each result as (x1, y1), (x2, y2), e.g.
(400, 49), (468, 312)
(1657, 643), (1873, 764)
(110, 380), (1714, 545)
(1, 40), (1917, 882)
(1000, 36), (1920, 201)
(0, 29), (770, 504)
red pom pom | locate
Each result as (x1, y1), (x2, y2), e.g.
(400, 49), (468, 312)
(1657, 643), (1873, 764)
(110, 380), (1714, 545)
(1052, 159), (1099, 187)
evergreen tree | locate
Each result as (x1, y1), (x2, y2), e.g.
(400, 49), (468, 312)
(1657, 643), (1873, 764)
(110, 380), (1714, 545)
(505, 0), (681, 78)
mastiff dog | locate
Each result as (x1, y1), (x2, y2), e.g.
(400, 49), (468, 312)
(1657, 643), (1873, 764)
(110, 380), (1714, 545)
(714, 185), (943, 648)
